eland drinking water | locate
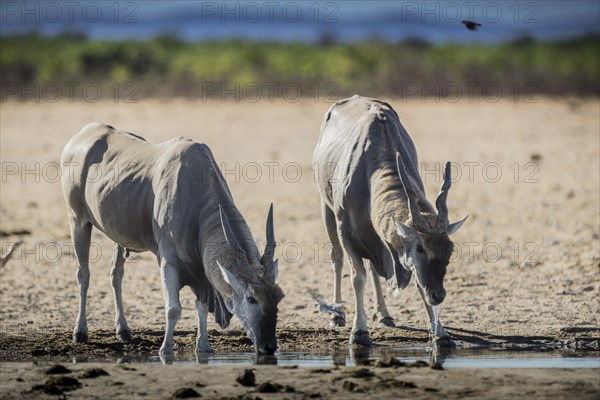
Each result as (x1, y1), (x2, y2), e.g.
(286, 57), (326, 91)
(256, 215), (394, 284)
(313, 95), (467, 346)
(61, 122), (284, 356)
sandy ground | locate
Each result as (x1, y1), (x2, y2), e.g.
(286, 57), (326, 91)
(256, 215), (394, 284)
(1, 361), (599, 399)
(0, 97), (599, 398)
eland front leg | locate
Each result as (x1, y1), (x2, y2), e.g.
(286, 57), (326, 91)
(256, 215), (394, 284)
(159, 261), (183, 356)
(367, 262), (395, 327)
(417, 285), (452, 344)
(194, 300), (213, 353)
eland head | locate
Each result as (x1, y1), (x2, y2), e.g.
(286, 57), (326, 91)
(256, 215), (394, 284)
(392, 153), (467, 306)
(217, 204), (284, 355)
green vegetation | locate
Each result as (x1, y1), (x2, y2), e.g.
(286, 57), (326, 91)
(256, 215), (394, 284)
(1, 33), (598, 100)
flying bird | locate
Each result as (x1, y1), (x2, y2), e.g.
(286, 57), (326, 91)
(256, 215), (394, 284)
(461, 20), (482, 31)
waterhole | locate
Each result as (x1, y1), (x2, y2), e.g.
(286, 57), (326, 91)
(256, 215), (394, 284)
(34, 347), (600, 368)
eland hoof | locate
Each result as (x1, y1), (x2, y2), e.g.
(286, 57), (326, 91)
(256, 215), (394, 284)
(195, 344), (214, 354)
(378, 316), (395, 327)
(159, 353), (175, 365)
(350, 330), (371, 346)
(159, 345), (174, 356)
(433, 335), (456, 348)
(73, 331), (88, 343)
(117, 329), (133, 343)
(330, 316), (346, 327)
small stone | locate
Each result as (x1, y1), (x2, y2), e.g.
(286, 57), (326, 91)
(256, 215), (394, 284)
(375, 356), (403, 368)
(42, 376), (81, 394)
(32, 348), (46, 356)
(45, 364), (71, 374)
(430, 362), (444, 370)
(284, 385), (296, 392)
(172, 388), (201, 398)
(530, 153), (542, 162)
(380, 378), (417, 388)
(236, 369), (255, 386)
(343, 381), (357, 391)
(408, 360), (429, 368)
(349, 368), (374, 378)
(355, 357), (372, 366)
(256, 382), (282, 393)
(310, 368), (331, 374)
(80, 368), (110, 378)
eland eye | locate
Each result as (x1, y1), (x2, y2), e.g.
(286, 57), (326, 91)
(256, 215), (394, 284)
(416, 245), (425, 254)
(247, 296), (257, 304)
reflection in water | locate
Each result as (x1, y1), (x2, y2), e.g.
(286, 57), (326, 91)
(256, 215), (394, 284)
(195, 353), (211, 365)
(192, 346), (451, 367)
(161, 352), (259, 365)
(349, 346), (372, 365)
(160, 353), (175, 365)
(256, 355), (278, 365)
(429, 345), (452, 367)
(63, 348), (599, 369)
(331, 349), (347, 367)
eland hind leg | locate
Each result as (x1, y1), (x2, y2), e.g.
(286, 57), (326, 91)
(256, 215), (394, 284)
(321, 201), (345, 327)
(337, 222), (370, 345)
(69, 215), (92, 343)
(347, 251), (370, 346)
(110, 244), (132, 342)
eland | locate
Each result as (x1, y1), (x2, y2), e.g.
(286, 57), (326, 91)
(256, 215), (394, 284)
(61, 122), (284, 356)
(313, 95), (467, 345)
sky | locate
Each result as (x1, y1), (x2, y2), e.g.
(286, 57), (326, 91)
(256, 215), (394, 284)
(1, 1), (599, 43)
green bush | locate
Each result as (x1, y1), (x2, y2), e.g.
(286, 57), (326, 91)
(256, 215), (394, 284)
(1, 34), (598, 98)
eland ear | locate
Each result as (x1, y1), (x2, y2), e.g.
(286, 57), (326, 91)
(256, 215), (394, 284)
(393, 217), (416, 240)
(219, 204), (246, 255)
(263, 258), (279, 284)
(447, 215), (468, 235)
(271, 259), (279, 282)
(217, 261), (244, 295)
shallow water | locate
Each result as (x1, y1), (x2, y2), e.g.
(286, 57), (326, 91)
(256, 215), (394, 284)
(65, 347), (599, 369)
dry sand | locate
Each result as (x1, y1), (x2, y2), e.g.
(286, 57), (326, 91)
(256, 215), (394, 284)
(0, 97), (599, 399)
